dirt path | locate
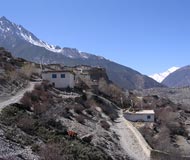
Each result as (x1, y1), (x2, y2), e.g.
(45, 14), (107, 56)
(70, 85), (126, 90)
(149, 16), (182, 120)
(112, 111), (151, 160)
(86, 91), (151, 160)
(0, 82), (38, 111)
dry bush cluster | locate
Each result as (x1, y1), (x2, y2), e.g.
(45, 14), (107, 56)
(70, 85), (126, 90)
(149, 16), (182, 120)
(75, 115), (85, 124)
(98, 78), (128, 108)
(100, 120), (110, 130)
(20, 82), (52, 114)
(7, 63), (38, 83)
(0, 101), (111, 159)
(136, 94), (188, 156)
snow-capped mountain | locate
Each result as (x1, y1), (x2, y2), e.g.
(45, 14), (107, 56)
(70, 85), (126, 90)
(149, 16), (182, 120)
(0, 16), (165, 90)
(149, 67), (180, 83)
(0, 16), (93, 59)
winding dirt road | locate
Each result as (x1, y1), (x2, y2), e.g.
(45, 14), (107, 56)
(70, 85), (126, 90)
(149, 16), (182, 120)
(0, 82), (37, 111)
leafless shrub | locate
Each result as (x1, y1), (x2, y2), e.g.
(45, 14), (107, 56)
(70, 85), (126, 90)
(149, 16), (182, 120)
(19, 63), (36, 79)
(34, 84), (43, 91)
(156, 126), (177, 153)
(4, 63), (14, 71)
(0, 77), (6, 85)
(100, 120), (110, 130)
(39, 143), (65, 160)
(84, 99), (97, 109)
(85, 108), (94, 116)
(74, 104), (85, 114)
(75, 115), (85, 124)
(33, 102), (48, 115)
(98, 78), (128, 107)
(20, 83), (53, 113)
(7, 70), (19, 82)
(20, 92), (32, 109)
(156, 107), (178, 125)
(17, 116), (35, 134)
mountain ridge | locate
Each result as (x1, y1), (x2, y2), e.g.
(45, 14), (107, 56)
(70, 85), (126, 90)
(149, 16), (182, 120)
(0, 16), (164, 90)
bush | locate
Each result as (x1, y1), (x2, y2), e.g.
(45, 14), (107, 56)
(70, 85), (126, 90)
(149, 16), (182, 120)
(98, 78), (127, 107)
(47, 119), (63, 130)
(74, 105), (85, 114)
(20, 92), (32, 109)
(17, 116), (35, 134)
(86, 108), (94, 116)
(19, 63), (36, 79)
(33, 102), (47, 115)
(0, 77), (6, 85)
(75, 115), (85, 124)
(81, 94), (87, 101)
(31, 143), (40, 152)
(20, 83), (53, 114)
(39, 143), (64, 160)
(0, 105), (23, 126)
(100, 120), (110, 130)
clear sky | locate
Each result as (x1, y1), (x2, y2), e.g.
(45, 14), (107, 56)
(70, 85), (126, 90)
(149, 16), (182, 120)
(1, 0), (190, 75)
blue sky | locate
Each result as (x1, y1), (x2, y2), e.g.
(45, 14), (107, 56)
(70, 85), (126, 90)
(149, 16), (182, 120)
(1, 0), (190, 75)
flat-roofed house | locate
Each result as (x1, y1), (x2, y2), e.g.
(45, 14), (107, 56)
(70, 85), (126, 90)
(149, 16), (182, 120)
(42, 70), (75, 88)
(124, 110), (155, 122)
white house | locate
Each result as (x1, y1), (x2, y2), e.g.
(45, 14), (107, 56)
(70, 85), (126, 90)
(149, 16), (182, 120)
(42, 70), (75, 88)
(124, 110), (155, 122)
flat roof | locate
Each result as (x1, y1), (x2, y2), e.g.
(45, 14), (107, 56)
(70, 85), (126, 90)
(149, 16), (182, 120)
(42, 70), (75, 74)
(125, 110), (155, 115)
(136, 110), (155, 114)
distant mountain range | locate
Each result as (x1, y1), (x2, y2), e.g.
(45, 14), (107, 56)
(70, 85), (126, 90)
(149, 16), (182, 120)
(0, 16), (164, 90)
(162, 65), (190, 88)
(149, 67), (180, 83)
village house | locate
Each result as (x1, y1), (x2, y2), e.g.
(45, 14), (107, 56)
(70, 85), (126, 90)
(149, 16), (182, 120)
(124, 110), (155, 122)
(42, 70), (75, 88)
(74, 65), (91, 80)
(41, 64), (107, 89)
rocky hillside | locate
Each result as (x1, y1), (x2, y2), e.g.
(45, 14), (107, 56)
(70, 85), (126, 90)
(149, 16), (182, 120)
(0, 80), (131, 160)
(162, 65), (190, 88)
(0, 16), (164, 90)
(0, 47), (39, 97)
(0, 49), (132, 159)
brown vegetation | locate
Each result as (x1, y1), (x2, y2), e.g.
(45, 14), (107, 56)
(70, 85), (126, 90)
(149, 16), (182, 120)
(131, 93), (189, 156)
(20, 82), (52, 114)
(98, 78), (128, 108)
(100, 120), (110, 130)
(75, 115), (85, 124)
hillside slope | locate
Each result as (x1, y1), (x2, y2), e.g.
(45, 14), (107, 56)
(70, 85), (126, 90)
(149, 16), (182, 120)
(0, 47), (31, 97)
(162, 65), (190, 87)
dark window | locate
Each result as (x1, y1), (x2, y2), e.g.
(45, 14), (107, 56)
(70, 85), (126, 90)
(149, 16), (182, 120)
(147, 115), (151, 119)
(61, 74), (65, 78)
(52, 74), (57, 78)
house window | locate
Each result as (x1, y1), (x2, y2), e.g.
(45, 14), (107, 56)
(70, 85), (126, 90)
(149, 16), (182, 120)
(52, 74), (57, 78)
(61, 74), (65, 78)
(147, 115), (151, 119)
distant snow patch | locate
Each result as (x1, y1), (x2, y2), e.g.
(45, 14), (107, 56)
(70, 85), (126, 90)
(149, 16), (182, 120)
(149, 66), (180, 83)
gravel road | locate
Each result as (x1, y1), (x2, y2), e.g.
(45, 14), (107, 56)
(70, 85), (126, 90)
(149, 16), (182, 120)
(0, 82), (37, 111)
(113, 112), (151, 160)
